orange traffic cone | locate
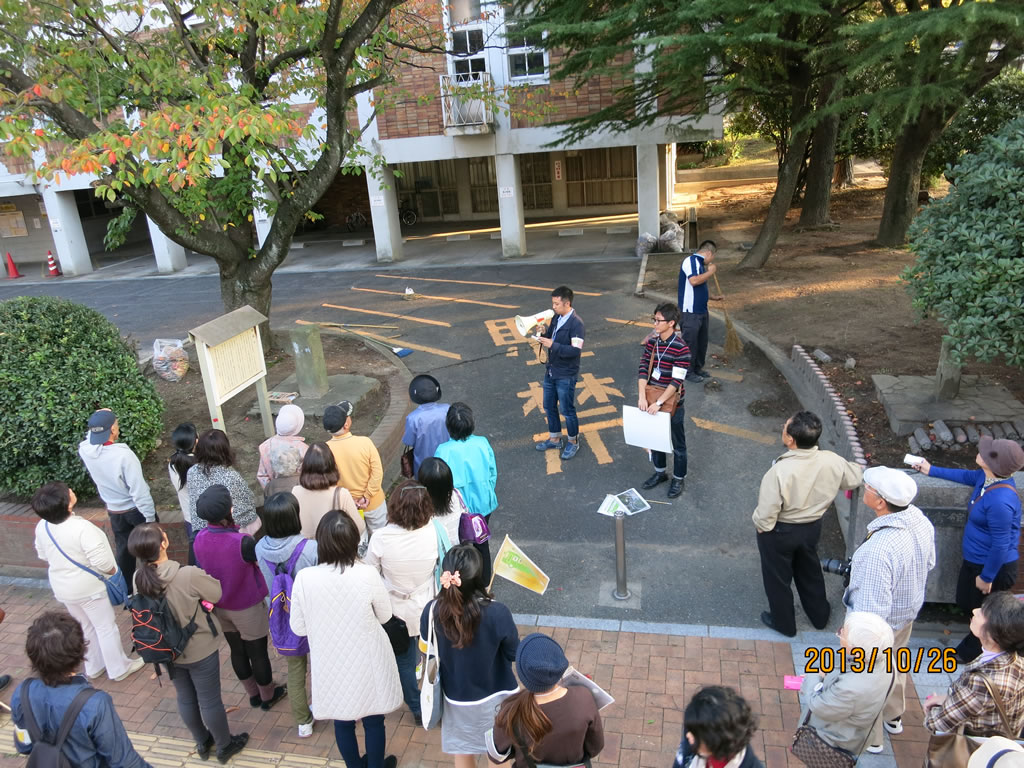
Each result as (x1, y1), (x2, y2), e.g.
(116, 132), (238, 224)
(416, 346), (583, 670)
(45, 250), (62, 277)
(5, 252), (24, 279)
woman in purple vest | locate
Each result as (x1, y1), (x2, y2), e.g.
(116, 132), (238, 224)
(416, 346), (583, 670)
(193, 484), (286, 711)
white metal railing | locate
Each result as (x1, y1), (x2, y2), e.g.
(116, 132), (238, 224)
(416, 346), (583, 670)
(439, 73), (494, 129)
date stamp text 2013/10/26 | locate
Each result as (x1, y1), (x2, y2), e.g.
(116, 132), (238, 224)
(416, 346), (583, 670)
(804, 646), (958, 675)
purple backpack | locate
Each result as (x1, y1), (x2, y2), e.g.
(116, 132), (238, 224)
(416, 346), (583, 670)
(265, 540), (309, 656)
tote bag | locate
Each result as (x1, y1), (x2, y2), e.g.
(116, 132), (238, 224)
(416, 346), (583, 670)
(419, 600), (443, 730)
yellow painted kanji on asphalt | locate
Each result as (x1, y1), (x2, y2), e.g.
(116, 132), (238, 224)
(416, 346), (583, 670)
(485, 317), (521, 347)
(575, 373), (623, 405)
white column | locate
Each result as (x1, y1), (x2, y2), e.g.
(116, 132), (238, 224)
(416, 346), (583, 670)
(146, 216), (187, 273)
(455, 158), (473, 217)
(636, 144), (661, 238)
(550, 152), (568, 212)
(495, 153), (526, 259)
(41, 187), (92, 275)
(366, 165), (403, 263)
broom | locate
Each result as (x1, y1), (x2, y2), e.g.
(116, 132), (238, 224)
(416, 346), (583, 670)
(712, 273), (743, 359)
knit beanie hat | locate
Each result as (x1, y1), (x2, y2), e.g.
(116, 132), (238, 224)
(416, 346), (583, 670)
(196, 484), (233, 523)
(979, 436), (1024, 478)
(275, 404), (305, 437)
(515, 633), (568, 693)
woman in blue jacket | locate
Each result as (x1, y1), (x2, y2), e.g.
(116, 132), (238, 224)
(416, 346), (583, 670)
(12, 610), (151, 768)
(915, 436), (1024, 661)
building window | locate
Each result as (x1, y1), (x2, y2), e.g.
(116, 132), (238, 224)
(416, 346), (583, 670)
(451, 28), (487, 81)
(469, 156), (498, 213)
(506, 22), (547, 80)
(521, 153), (553, 210)
(566, 147), (637, 207)
(395, 160), (459, 218)
(450, 0), (482, 25)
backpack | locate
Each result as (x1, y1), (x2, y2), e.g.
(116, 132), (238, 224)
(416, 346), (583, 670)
(265, 539), (309, 656)
(130, 592), (215, 679)
(19, 679), (97, 768)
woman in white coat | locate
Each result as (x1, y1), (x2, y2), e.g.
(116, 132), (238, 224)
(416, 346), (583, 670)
(290, 510), (402, 768)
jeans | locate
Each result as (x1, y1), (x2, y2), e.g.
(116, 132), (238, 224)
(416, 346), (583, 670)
(108, 508), (147, 593)
(650, 401), (687, 478)
(287, 654), (312, 726)
(680, 312), (708, 375)
(543, 374), (578, 437)
(334, 714), (386, 768)
(63, 593), (134, 679)
(172, 650), (232, 749)
(395, 639), (421, 717)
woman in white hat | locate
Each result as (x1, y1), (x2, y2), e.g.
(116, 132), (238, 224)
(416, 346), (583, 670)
(914, 437), (1024, 662)
(968, 736), (1024, 768)
(257, 403), (309, 491)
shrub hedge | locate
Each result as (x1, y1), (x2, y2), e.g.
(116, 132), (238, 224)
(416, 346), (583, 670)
(0, 296), (164, 498)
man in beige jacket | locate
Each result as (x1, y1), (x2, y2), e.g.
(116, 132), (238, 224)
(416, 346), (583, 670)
(753, 411), (863, 637)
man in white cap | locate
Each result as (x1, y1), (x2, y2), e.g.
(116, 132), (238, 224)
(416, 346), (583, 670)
(844, 465), (935, 753)
(78, 408), (156, 593)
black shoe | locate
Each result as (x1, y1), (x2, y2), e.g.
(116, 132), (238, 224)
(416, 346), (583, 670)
(260, 685), (287, 711)
(760, 611), (796, 638)
(0, 675), (11, 693)
(196, 733), (215, 761)
(249, 694), (261, 708)
(384, 757), (398, 768)
(668, 478), (684, 498)
(217, 733), (249, 764)
(811, 604), (831, 631)
(688, 372), (706, 383)
(642, 472), (668, 490)
(413, 713), (423, 727)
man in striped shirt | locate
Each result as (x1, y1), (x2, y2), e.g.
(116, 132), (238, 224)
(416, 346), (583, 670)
(678, 240), (717, 383)
(637, 303), (690, 498)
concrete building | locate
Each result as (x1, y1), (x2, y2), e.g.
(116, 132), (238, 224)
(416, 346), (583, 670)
(0, 4), (720, 274)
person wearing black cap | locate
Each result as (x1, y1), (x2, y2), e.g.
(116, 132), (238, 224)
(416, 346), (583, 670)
(78, 408), (156, 593)
(192, 485), (287, 713)
(403, 374), (450, 477)
(489, 633), (604, 768)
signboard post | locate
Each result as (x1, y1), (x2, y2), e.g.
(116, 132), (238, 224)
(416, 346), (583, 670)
(189, 306), (274, 438)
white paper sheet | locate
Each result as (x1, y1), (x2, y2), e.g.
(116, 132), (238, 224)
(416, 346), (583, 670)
(622, 405), (673, 453)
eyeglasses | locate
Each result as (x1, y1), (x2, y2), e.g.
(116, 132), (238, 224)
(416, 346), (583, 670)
(652, 317), (667, 324)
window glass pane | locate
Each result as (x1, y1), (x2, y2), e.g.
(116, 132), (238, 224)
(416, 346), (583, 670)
(509, 54), (526, 78)
(527, 52), (545, 75)
(467, 29), (484, 54)
(451, 0), (481, 24)
(454, 60), (470, 74)
(452, 31), (468, 56)
(471, 58), (486, 73)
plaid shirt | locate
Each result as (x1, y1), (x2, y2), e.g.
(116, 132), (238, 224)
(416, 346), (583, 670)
(842, 504), (935, 630)
(925, 652), (1024, 736)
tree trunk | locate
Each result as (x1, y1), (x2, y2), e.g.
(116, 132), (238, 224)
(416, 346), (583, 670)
(877, 108), (947, 246)
(799, 82), (841, 227)
(219, 259), (274, 353)
(833, 156), (854, 188)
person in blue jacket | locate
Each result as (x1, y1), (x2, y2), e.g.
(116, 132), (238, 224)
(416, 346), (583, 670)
(11, 610), (151, 768)
(915, 436), (1024, 662)
(534, 285), (586, 461)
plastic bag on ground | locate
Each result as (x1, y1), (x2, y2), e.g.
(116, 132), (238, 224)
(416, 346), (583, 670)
(152, 339), (189, 382)
(659, 224), (684, 253)
(635, 232), (658, 258)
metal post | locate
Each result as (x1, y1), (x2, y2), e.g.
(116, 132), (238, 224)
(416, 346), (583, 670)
(612, 509), (631, 600)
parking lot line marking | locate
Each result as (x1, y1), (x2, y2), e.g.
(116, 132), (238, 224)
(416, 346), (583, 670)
(296, 321), (462, 360)
(526, 350), (594, 365)
(709, 370), (744, 382)
(322, 302), (451, 327)
(605, 317), (645, 325)
(374, 274), (601, 297)
(691, 416), (776, 445)
(353, 286), (518, 309)
(577, 406), (616, 419)
(544, 449), (561, 475)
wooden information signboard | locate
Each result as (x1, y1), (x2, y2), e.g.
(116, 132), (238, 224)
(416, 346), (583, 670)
(189, 306), (273, 438)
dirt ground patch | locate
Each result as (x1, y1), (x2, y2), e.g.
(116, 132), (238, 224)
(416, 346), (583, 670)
(137, 332), (392, 510)
(646, 173), (1023, 468)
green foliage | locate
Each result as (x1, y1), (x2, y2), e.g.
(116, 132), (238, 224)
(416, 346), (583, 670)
(0, 297), (164, 498)
(103, 205), (138, 251)
(904, 117), (1024, 368)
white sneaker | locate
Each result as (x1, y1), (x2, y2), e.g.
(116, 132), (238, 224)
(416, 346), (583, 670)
(298, 721), (314, 738)
(112, 658), (145, 682)
(883, 717), (903, 734)
(86, 668), (106, 681)
(866, 743), (884, 754)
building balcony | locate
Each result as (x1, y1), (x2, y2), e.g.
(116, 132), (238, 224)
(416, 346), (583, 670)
(440, 74), (494, 136)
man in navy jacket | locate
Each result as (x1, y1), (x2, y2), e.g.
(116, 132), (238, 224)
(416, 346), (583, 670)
(535, 286), (586, 460)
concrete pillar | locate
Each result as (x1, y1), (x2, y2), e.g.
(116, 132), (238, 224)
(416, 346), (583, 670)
(146, 216), (187, 273)
(455, 158), (473, 218)
(495, 153), (527, 259)
(636, 144), (661, 238)
(366, 165), (403, 263)
(290, 325), (329, 398)
(41, 188), (92, 275)
(550, 151), (568, 212)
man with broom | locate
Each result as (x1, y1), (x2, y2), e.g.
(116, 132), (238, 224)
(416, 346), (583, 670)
(678, 240), (717, 382)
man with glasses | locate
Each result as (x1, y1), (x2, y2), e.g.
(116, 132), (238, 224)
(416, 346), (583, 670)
(678, 240), (717, 383)
(535, 286), (586, 460)
(637, 303), (690, 498)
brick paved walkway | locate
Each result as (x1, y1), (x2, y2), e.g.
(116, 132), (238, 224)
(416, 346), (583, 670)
(0, 581), (942, 767)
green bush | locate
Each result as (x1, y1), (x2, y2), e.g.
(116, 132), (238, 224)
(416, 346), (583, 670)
(0, 297), (164, 498)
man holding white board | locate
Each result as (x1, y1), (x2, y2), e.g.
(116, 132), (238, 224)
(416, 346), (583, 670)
(637, 303), (691, 498)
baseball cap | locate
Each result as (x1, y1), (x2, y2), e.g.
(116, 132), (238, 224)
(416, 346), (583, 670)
(87, 410), (117, 445)
(863, 466), (918, 507)
(323, 401), (354, 433)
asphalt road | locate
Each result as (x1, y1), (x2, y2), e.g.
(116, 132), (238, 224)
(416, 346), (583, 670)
(0, 260), (849, 630)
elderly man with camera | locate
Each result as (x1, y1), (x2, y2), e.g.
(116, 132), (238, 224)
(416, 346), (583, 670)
(843, 466), (936, 753)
